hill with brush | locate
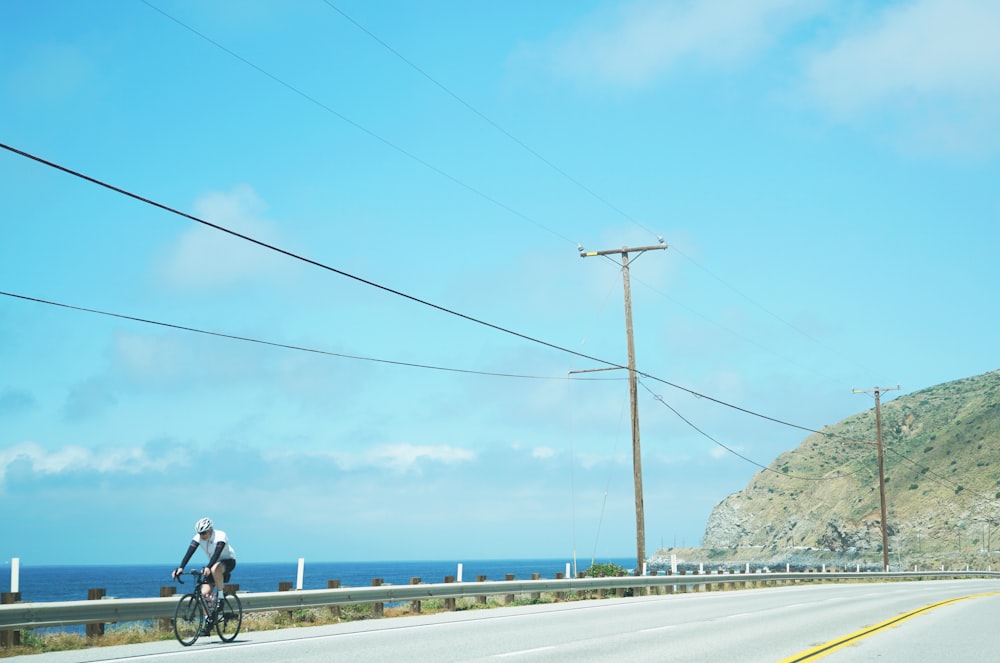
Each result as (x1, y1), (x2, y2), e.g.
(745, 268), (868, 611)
(701, 369), (1000, 563)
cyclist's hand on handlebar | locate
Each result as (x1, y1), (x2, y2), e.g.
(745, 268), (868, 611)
(172, 567), (183, 579)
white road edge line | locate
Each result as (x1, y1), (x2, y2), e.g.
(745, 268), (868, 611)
(493, 645), (557, 658)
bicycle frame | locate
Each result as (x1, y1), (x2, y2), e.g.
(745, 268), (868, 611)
(173, 569), (242, 646)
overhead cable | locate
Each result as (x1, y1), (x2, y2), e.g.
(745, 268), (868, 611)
(0, 141), (611, 369)
(0, 290), (583, 381)
(0, 141), (856, 443)
(639, 380), (865, 481)
(140, 0), (575, 247)
(321, 0), (642, 232)
(321, 1), (875, 384)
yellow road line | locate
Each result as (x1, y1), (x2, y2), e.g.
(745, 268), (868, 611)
(777, 591), (1000, 662)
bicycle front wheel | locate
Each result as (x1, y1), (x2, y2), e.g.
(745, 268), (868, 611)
(173, 594), (203, 646)
(215, 592), (243, 642)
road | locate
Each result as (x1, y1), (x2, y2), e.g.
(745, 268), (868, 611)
(10, 579), (1000, 662)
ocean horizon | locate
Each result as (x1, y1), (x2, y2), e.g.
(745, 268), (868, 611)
(4, 557), (636, 604)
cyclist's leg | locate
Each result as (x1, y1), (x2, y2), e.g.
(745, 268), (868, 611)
(209, 562), (225, 596)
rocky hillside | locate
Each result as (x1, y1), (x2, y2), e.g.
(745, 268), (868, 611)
(702, 370), (1000, 561)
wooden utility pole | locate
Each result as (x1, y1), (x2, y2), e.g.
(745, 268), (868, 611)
(853, 385), (900, 572)
(581, 242), (667, 574)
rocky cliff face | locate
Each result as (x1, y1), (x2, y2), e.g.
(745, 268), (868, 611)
(702, 370), (1000, 557)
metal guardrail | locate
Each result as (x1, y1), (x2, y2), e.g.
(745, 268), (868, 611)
(2, 570), (998, 631)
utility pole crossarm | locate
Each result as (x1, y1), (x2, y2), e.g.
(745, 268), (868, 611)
(580, 243), (668, 258)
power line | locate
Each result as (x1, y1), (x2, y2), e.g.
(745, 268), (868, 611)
(148, 0), (874, 397)
(325, 1), (875, 383)
(140, 0), (576, 247)
(670, 245), (879, 381)
(638, 370), (827, 437)
(0, 290), (579, 381)
(0, 142), (858, 445)
(321, 0), (647, 233)
(630, 273), (851, 387)
(0, 141), (606, 368)
(639, 380), (863, 482)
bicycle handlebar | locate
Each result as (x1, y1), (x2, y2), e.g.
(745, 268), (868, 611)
(174, 569), (207, 585)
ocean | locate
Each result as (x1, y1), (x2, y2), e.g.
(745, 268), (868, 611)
(4, 557), (635, 604)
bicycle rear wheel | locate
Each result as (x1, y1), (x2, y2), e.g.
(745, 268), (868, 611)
(173, 594), (204, 646)
(215, 592), (243, 642)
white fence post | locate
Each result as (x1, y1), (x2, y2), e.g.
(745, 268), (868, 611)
(296, 558), (305, 590)
(457, 563), (463, 583)
(10, 558), (19, 594)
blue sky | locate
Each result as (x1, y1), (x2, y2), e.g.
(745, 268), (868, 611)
(2, 0), (998, 569)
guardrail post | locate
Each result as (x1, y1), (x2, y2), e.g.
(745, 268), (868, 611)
(555, 572), (566, 600)
(444, 576), (456, 611)
(278, 581), (294, 620)
(504, 574), (515, 605)
(279, 581), (293, 591)
(1, 591), (21, 648)
(372, 578), (384, 617)
(86, 588), (106, 638)
(328, 580), (341, 619)
(409, 577), (422, 613)
(476, 575), (487, 605)
(650, 570), (661, 595)
(530, 573), (541, 601)
(678, 570), (687, 594)
(158, 587), (176, 632)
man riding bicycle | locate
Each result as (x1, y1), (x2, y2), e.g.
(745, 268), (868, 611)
(172, 517), (237, 613)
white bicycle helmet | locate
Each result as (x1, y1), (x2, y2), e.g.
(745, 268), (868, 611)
(195, 517), (213, 533)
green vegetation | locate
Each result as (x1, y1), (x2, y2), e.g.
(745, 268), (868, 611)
(582, 562), (628, 578)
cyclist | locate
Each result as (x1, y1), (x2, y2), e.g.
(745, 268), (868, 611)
(171, 517), (237, 616)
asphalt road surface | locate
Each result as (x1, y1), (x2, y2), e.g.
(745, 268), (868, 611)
(10, 579), (1000, 662)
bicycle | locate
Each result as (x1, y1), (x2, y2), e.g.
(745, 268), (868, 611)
(173, 569), (243, 646)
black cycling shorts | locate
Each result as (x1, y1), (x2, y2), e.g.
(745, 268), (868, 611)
(209, 559), (236, 585)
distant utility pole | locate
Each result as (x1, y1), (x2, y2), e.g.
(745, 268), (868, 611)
(581, 241), (667, 575)
(853, 385), (900, 572)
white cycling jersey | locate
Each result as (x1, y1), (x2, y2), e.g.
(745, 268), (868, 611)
(191, 529), (237, 561)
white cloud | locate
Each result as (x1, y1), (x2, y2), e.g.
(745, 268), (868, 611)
(0, 442), (186, 485)
(708, 445), (730, 460)
(537, 0), (818, 88)
(361, 444), (476, 473)
(155, 185), (290, 290)
(269, 443), (476, 475)
(532, 446), (557, 459)
(802, 0), (1000, 153)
